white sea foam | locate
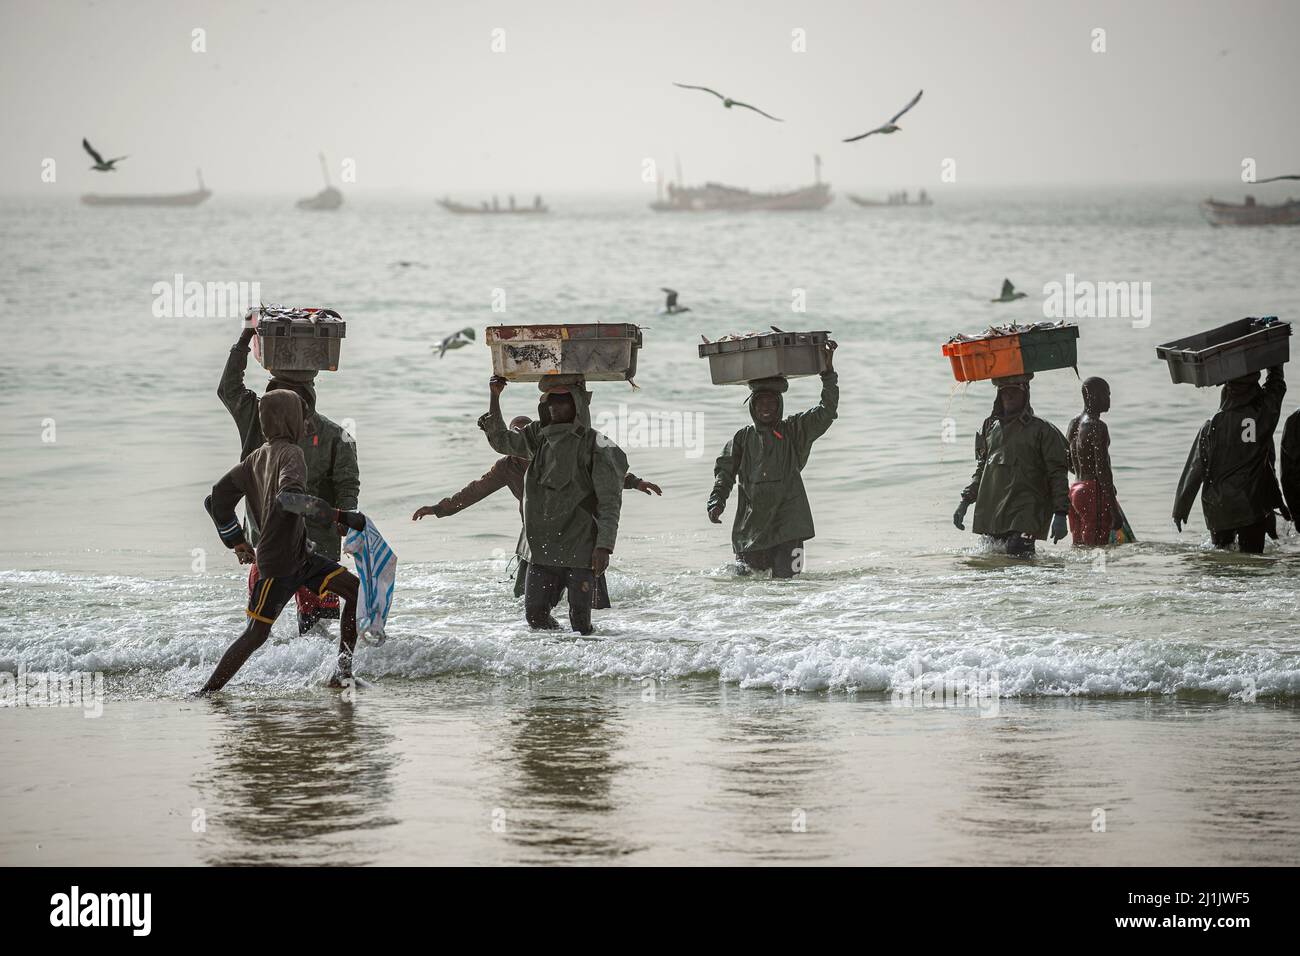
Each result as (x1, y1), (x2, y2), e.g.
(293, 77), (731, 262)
(3, 563), (1296, 700)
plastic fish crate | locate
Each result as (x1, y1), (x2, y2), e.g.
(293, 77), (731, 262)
(1019, 325), (1080, 374)
(486, 324), (642, 382)
(698, 330), (831, 385)
(253, 307), (345, 372)
(941, 324), (1078, 382)
(1155, 317), (1291, 387)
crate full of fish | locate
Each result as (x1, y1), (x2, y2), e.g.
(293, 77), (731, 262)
(251, 305), (346, 372)
(942, 322), (1079, 382)
(486, 324), (642, 382)
(698, 330), (832, 385)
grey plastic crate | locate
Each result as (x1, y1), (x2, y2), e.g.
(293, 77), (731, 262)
(1155, 317), (1290, 387)
(486, 324), (642, 382)
(698, 330), (831, 385)
(254, 307), (346, 372)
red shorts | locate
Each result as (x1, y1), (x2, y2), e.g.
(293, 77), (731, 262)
(1068, 480), (1114, 547)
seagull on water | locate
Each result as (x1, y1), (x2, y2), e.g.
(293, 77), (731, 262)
(672, 83), (783, 122)
(660, 288), (691, 315)
(842, 90), (923, 142)
(991, 279), (1027, 303)
(82, 138), (127, 171)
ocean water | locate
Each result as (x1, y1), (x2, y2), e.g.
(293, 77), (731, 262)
(1, 187), (1298, 864)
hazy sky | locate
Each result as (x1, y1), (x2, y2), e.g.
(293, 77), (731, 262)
(2, 0), (1297, 195)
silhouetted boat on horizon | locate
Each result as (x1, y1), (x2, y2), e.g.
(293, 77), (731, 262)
(1201, 195), (1300, 226)
(848, 189), (933, 208)
(650, 155), (831, 212)
(297, 153), (343, 210)
(438, 195), (548, 215)
(82, 169), (211, 207)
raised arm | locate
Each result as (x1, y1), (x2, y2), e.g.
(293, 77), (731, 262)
(218, 328), (261, 444)
(479, 376), (540, 459)
(788, 347), (839, 458)
(1260, 365), (1287, 432)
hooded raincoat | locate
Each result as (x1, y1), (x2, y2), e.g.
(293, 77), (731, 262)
(479, 385), (628, 570)
(208, 390), (309, 578)
(962, 390), (1070, 539)
(219, 340), (359, 560)
(708, 371), (839, 554)
(1173, 367), (1286, 532)
(1281, 408), (1300, 522)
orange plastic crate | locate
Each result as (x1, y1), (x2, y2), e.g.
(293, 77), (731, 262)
(941, 334), (1025, 382)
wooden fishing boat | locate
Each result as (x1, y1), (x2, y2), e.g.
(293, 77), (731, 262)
(847, 191), (933, 208)
(438, 196), (549, 215)
(1201, 196), (1300, 226)
(650, 155), (832, 212)
(650, 181), (831, 212)
(82, 170), (211, 207)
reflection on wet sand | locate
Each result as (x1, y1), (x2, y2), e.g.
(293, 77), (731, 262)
(194, 696), (399, 865)
(496, 681), (638, 862)
(703, 688), (837, 863)
(953, 711), (1097, 861)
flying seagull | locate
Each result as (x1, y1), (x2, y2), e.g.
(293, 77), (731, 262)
(82, 138), (127, 171)
(1256, 174), (1300, 183)
(842, 89), (924, 143)
(434, 326), (475, 358)
(672, 83), (783, 122)
(660, 288), (691, 314)
(991, 279), (1027, 303)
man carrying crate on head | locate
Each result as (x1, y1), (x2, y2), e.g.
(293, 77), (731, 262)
(952, 373), (1071, 557)
(1173, 367), (1288, 553)
(707, 343), (838, 578)
(480, 376), (628, 636)
(218, 311), (360, 635)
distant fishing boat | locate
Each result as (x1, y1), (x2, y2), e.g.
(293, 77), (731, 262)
(848, 189), (933, 208)
(1200, 196), (1300, 226)
(296, 153), (342, 211)
(438, 195), (548, 215)
(650, 154), (831, 212)
(651, 181), (832, 212)
(81, 169), (211, 207)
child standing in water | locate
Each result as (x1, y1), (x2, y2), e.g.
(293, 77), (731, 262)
(200, 390), (367, 693)
(1066, 376), (1125, 546)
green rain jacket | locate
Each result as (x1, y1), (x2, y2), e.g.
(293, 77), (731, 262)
(218, 340), (360, 561)
(962, 403), (1070, 538)
(1282, 408), (1300, 522)
(708, 372), (839, 554)
(480, 384), (628, 570)
(1173, 367), (1286, 532)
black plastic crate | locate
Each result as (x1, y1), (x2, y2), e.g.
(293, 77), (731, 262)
(1019, 324), (1080, 374)
(1155, 317), (1290, 387)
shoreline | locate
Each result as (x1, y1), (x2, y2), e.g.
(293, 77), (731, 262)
(3, 680), (1298, 866)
